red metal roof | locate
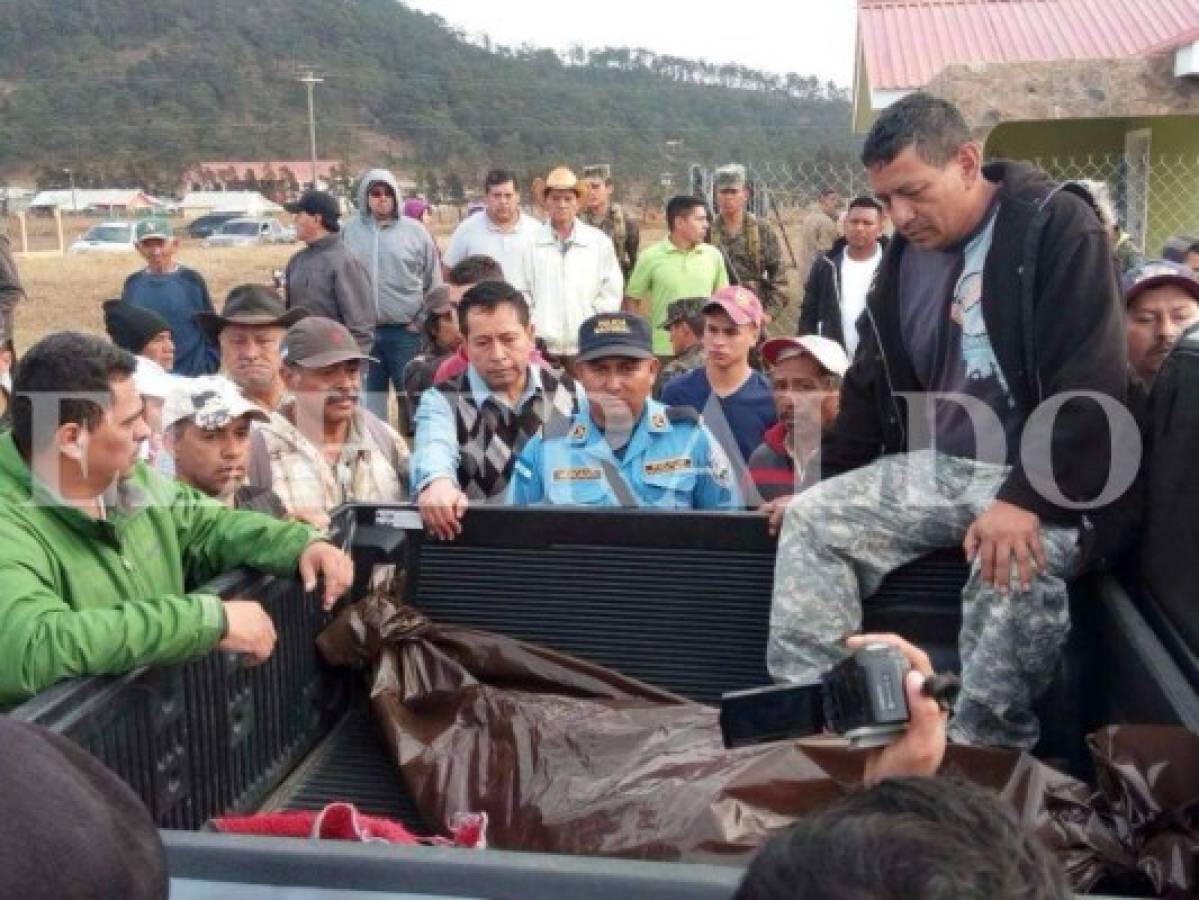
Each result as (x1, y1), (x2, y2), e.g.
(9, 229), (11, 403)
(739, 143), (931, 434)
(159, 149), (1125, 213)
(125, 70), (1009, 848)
(859, 0), (1199, 90)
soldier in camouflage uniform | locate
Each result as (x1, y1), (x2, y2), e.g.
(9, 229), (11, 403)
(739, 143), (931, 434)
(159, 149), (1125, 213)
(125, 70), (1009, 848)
(581, 165), (640, 281)
(769, 450), (1080, 750)
(653, 297), (705, 396)
(708, 164), (787, 319)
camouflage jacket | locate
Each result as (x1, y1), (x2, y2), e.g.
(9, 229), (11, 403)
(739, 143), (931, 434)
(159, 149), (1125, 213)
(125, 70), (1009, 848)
(709, 213), (786, 311)
(654, 343), (704, 397)
(581, 204), (640, 279)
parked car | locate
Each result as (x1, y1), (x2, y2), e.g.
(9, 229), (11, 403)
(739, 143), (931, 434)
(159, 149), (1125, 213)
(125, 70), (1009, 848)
(202, 216), (293, 248)
(186, 212), (244, 240)
(67, 221), (138, 254)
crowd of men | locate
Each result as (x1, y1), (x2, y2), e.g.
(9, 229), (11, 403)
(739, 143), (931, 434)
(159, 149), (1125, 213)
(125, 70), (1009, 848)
(0, 89), (1197, 896)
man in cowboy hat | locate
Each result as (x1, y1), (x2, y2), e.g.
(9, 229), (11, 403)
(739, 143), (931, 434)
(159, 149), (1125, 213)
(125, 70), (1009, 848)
(517, 166), (623, 372)
(195, 284), (309, 412)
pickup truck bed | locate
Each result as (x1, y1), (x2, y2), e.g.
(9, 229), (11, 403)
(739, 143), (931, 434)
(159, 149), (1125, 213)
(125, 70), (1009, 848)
(11, 505), (1199, 896)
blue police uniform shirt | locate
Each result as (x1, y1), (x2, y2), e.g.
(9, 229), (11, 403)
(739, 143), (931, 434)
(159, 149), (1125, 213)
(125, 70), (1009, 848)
(508, 398), (741, 509)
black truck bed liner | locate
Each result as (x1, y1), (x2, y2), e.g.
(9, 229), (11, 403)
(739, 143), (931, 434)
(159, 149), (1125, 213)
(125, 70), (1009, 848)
(9, 505), (1199, 895)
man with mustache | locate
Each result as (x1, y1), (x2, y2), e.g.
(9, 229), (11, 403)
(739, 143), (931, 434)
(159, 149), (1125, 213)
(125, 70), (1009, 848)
(247, 317), (409, 527)
(769, 93), (1129, 751)
(1123, 260), (1199, 388)
(163, 374), (285, 518)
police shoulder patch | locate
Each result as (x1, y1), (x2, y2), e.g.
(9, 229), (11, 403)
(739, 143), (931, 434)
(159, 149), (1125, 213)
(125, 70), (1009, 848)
(708, 442), (732, 487)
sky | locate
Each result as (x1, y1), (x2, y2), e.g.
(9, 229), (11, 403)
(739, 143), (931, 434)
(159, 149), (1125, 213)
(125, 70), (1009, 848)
(402, 1), (859, 88)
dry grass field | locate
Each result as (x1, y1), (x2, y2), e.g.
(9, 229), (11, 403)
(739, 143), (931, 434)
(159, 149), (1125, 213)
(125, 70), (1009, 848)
(12, 242), (295, 350)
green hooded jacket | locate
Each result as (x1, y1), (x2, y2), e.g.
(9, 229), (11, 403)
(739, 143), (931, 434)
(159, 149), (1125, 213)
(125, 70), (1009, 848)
(0, 433), (318, 706)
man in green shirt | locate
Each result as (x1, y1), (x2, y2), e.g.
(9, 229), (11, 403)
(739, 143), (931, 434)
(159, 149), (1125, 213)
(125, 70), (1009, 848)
(0, 332), (354, 706)
(624, 195), (729, 356)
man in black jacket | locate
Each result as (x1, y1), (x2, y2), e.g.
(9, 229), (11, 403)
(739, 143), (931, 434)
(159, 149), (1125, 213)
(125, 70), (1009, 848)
(798, 197), (886, 355)
(769, 94), (1132, 749)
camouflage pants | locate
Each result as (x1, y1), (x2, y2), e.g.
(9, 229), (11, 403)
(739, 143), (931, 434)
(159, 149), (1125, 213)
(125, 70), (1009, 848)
(768, 449), (1080, 749)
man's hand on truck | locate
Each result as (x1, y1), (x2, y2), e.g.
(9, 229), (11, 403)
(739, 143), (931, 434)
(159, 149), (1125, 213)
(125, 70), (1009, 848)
(298, 541), (356, 611)
(218, 600), (277, 665)
(418, 478), (469, 541)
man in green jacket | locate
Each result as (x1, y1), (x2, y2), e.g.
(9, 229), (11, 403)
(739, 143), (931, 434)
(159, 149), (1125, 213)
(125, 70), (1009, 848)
(0, 331), (355, 707)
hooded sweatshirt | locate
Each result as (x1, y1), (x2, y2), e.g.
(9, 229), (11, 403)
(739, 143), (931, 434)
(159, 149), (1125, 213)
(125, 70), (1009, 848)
(341, 168), (443, 327)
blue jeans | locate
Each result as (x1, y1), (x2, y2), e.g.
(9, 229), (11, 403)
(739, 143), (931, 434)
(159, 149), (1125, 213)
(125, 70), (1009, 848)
(365, 325), (421, 424)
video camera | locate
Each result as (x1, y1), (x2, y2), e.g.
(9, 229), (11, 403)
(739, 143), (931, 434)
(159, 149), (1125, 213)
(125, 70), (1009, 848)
(719, 643), (960, 750)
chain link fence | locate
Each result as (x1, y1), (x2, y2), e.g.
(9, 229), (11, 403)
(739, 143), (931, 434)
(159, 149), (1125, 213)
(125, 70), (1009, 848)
(686, 154), (1199, 261)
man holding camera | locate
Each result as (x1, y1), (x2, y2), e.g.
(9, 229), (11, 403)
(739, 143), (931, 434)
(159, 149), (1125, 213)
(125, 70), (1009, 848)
(768, 94), (1130, 749)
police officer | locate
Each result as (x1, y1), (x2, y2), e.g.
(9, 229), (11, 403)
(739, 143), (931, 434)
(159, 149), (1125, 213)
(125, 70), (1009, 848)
(508, 312), (740, 509)
(709, 164), (787, 321)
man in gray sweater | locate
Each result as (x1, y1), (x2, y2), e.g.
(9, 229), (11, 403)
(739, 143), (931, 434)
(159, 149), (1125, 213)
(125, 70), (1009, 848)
(283, 190), (375, 354)
(341, 168), (442, 419)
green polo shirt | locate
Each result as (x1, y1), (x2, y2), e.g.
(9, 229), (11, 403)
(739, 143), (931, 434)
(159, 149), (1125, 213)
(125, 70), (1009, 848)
(626, 239), (729, 354)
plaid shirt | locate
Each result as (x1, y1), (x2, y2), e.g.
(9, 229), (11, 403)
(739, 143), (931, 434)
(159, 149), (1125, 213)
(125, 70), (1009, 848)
(248, 403), (409, 520)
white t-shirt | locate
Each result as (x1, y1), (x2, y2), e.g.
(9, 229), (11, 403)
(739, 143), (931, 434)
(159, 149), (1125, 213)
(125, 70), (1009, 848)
(839, 244), (882, 356)
(443, 211), (541, 292)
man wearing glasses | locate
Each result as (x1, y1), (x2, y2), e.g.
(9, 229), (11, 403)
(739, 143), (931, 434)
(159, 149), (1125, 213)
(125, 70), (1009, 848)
(342, 168), (443, 421)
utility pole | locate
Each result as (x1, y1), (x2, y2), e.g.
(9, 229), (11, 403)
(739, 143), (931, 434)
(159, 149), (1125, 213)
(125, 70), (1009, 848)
(297, 71), (324, 190)
(64, 167), (77, 216)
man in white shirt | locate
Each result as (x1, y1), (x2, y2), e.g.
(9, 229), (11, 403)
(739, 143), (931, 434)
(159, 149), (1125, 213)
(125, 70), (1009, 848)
(798, 196), (886, 356)
(443, 169), (541, 291)
(520, 167), (623, 371)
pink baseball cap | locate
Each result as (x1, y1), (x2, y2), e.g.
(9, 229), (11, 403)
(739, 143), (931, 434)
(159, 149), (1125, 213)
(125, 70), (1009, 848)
(703, 285), (765, 327)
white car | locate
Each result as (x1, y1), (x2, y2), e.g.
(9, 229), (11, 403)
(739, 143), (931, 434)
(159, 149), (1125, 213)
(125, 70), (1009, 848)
(68, 221), (139, 254)
(203, 217), (293, 248)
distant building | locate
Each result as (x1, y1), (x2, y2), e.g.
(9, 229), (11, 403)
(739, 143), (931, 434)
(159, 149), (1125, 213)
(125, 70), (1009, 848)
(27, 189), (163, 215)
(178, 191), (284, 221)
(853, 0), (1199, 253)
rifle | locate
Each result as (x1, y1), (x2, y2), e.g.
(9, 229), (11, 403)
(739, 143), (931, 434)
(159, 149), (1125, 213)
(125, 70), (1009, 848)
(768, 191), (800, 270)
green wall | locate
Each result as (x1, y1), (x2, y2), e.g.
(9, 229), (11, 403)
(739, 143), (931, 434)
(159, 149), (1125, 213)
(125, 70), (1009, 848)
(985, 115), (1199, 254)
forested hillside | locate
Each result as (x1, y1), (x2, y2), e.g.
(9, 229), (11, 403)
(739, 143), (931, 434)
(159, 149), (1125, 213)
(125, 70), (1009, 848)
(0, 0), (856, 192)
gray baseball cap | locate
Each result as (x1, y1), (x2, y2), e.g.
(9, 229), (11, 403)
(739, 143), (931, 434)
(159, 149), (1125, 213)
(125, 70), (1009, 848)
(280, 317), (377, 369)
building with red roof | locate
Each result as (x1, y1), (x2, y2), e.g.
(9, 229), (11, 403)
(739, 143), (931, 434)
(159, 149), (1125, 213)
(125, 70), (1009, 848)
(852, 0), (1199, 252)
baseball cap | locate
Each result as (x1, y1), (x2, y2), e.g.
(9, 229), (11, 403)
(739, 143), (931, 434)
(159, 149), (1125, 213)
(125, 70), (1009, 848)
(134, 218), (173, 244)
(761, 334), (850, 377)
(280, 317), (377, 369)
(576, 312), (655, 363)
(1123, 259), (1199, 305)
(704, 285), (765, 327)
(283, 190), (342, 232)
(661, 297), (705, 329)
(163, 375), (268, 431)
